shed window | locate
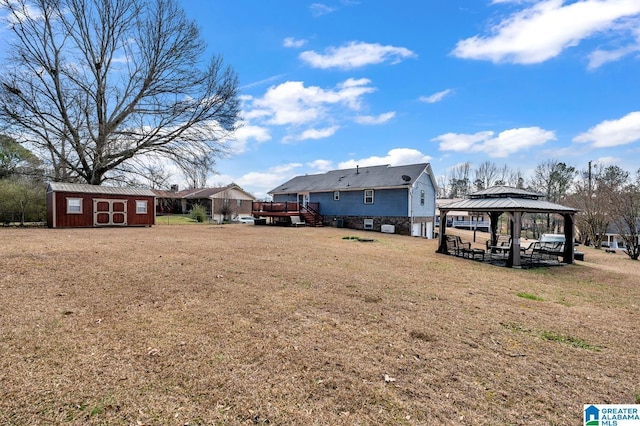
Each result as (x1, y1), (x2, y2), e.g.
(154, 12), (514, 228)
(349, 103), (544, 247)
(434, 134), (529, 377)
(334, 191), (340, 201)
(66, 198), (82, 214)
(135, 200), (147, 214)
(420, 190), (425, 206)
(364, 189), (374, 204)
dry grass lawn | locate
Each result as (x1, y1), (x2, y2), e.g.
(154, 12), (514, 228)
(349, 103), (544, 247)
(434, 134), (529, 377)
(1, 224), (639, 425)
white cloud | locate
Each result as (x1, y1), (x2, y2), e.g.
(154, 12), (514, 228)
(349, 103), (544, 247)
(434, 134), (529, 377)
(310, 3), (336, 17)
(587, 35), (640, 69)
(337, 148), (432, 169)
(283, 37), (307, 48)
(432, 131), (495, 152)
(227, 124), (271, 153)
(236, 163), (303, 199)
(354, 112), (396, 125)
(245, 79), (376, 126)
(491, 0), (536, 4)
(452, 0), (640, 64)
(299, 41), (416, 69)
(432, 127), (556, 157)
(573, 111), (640, 147)
(240, 74), (287, 90)
(419, 89), (453, 104)
(296, 126), (340, 141)
(594, 156), (621, 166)
(307, 159), (334, 172)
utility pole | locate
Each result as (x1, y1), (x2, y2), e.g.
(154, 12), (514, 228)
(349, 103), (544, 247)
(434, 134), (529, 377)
(588, 160), (592, 195)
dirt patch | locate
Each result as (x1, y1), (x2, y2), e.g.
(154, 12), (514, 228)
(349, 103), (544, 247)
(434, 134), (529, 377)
(1, 225), (638, 425)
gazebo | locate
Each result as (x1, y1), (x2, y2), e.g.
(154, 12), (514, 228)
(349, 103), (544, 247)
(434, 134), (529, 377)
(437, 186), (579, 268)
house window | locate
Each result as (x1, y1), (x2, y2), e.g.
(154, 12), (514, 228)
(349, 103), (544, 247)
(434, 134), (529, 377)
(334, 191), (340, 201)
(420, 190), (425, 206)
(135, 200), (147, 214)
(237, 199), (242, 207)
(364, 189), (374, 204)
(66, 198), (82, 214)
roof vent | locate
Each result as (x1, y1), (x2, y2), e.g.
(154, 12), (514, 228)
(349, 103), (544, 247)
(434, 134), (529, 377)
(401, 175), (411, 182)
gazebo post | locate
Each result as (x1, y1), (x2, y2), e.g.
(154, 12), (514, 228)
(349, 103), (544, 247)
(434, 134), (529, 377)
(511, 211), (523, 268)
(489, 212), (501, 248)
(437, 210), (449, 254)
(563, 213), (575, 263)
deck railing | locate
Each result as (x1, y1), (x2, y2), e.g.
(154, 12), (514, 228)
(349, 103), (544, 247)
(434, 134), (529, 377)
(436, 219), (491, 230)
(252, 201), (319, 214)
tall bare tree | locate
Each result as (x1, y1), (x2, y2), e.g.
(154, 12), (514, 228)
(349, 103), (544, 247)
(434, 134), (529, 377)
(473, 161), (497, 191)
(596, 165), (640, 260)
(529, 159), (577, 232)
(448, 162), (471, 198)
(0, 0), (239, 185)
(435, 175), (448, 198)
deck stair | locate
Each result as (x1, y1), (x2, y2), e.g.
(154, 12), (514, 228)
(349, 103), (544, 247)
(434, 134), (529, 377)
(301, 205), (323, 227)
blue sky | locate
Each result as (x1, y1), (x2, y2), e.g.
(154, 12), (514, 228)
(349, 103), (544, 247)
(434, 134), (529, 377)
(179, 0), (640, 199)
(2, 1), (639, 198)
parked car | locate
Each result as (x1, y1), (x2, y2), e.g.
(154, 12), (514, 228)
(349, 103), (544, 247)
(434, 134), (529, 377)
(235, 216), (255, 224)
(540, 234), (565, 244)
(539, 234), (580, 247)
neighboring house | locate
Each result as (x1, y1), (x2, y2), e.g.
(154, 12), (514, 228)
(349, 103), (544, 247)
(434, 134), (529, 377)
(264, 163), (438, 236)
(435, 198), (490, 231)
(597, 220), (640, 249)
(47, 182), (155, 228)
(154, 184), (255, 222)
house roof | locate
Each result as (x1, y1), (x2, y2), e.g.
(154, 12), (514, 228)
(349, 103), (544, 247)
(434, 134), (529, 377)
(269, 163), (434, 194)
(47, 182), (156, 197)
(153, 184), (255, 200)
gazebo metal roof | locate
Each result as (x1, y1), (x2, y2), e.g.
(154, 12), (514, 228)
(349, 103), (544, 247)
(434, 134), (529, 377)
(440, 196), (578, 214)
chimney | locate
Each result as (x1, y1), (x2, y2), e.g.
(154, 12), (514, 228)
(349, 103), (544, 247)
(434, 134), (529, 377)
(170, 184), (179, 192)
(356, 165), (359, 174)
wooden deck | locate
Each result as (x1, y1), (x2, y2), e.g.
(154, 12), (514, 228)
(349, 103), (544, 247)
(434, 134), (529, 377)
(251, 202), (323, 227)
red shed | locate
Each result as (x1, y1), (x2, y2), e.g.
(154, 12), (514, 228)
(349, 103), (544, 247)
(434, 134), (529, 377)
(47, 182), (156, 228)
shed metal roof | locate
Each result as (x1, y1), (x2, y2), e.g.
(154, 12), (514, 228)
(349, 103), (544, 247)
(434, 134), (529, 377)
(270, 163), (432, 194)
(47, 182), (156, 197)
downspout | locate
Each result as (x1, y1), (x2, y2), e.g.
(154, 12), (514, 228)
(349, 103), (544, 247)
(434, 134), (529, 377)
(408, 186), (413, 234)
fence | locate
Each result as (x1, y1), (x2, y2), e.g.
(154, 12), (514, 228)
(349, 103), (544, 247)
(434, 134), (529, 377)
(0, 211), (46, 225)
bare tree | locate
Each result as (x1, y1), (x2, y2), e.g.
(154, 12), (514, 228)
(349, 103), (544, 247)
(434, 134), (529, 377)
(448, 162), (471, 198)
(529, 159), (577, 232)
(609, 176), (640, 260)
(436, 175), (448, 198)
(473, 161), (499, 190)
(176, 150), (215, 189)
(567, 163), (609, 247)
(594, 165), (640, 260)
(0, 0), (239, 185)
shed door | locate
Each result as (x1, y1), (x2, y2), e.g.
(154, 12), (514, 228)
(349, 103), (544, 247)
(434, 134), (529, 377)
(94, 199), (127, 226)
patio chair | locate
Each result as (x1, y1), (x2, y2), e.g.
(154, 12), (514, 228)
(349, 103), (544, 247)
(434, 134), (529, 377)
(290, 215), (306, 227)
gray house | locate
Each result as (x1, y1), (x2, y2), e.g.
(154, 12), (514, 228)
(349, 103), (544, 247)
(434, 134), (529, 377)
(264, 163), (437, 236)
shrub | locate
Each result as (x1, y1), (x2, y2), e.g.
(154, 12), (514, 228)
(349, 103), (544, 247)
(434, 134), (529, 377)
(190, 204), (208, 223)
